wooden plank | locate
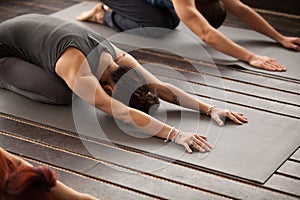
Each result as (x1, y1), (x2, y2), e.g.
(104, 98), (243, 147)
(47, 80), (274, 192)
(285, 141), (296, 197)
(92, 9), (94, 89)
(241, 0), (300, 15)
(224, 12), (300, 36)
(290, 148), (300, 161)
(20, 157), (155, 200)
(277, 160), (300, 179)
(0, 0), (85, 23)
(265, 174), (300, 197)
(0, 115), (298, 200)
(0, 132), (226, 200)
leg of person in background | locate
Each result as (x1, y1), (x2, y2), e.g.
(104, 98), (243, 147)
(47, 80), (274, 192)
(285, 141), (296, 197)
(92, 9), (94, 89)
(76, 0), (179, 31)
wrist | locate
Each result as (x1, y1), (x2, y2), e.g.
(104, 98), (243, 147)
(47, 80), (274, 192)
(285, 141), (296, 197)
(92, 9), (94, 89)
(171, 129), (181, 143)
(275, 35), (285, 44)
(164, 127), (176, 142)
(206, 105), (215, 116)
(245, 52), (256, 63)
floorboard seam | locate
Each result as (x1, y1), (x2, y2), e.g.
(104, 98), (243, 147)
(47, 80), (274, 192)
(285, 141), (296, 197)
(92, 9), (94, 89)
(0, 130), (234, 200)
(16, 153), (162, 200)
(0, 113), (299, 198)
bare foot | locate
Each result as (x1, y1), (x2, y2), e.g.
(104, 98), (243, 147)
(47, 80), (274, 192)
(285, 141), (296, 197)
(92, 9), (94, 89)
(76, 3), (105, 24)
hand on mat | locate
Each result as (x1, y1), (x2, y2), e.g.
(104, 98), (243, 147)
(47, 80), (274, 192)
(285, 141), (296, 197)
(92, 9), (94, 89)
(279, 36), (300, 51)
(173, 132), (212, 153)
(209, 107), (248, 126)
(249, 55), (286, 72)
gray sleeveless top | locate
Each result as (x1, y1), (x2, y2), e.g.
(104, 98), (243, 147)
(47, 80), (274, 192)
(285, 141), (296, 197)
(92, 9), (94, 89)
(0, 14), (116, 80)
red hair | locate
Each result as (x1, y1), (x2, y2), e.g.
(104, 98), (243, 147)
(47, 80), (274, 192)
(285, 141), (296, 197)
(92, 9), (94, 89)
(0, 150), (57, 200)
(0, 150), (17, 197)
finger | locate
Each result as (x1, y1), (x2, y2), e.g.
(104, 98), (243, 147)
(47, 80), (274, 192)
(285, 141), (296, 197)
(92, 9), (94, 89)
(259, 62), (276, 71)
(197, 134), (207, 140)
(195, 135), (212, 149)
(195, 141), (210, 152)
(216, 118), (224, 126)
(267, 60), (286, 71)
(183, 143), (193, 154)
(236, 112), (243, 116)
(262, 62), (285, 72)
(232, 112), (248, 123)
(290, 43), (300, 51)
(193, 143), (206, 152)
(294, 38), (300, 45)
(263, 61), (279, 71)
(227, 112), (243, 125)
(212, 116), (224, 126)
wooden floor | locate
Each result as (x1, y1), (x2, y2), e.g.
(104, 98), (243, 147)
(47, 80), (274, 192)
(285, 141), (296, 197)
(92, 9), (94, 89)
(0, 1), (299, 199)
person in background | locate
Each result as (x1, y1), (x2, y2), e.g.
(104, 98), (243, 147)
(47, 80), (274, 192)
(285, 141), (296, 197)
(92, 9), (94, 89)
(77, 0), (300, 72)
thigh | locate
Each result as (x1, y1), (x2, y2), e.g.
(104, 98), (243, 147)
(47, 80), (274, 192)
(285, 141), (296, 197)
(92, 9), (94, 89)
(102, 0), (178, 29)
(0, 57), (72, 104)
(0, 42), (14, 58)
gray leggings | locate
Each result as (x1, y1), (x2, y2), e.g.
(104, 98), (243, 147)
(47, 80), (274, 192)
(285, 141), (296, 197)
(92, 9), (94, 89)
(0, 57), (72, 105)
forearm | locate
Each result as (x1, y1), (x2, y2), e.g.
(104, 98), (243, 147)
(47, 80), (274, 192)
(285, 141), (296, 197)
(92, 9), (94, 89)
(203, 28), (255, 62)
(159, 83), (212, 113)
(103, 101), (178, 140)
(228, 3), (284, 43)
(127, 107), (176, 139)
(182, 10), (255, 62)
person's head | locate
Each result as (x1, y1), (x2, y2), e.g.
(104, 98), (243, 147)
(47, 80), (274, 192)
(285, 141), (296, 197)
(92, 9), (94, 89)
(0, 150), (56, 200)
(101, 65), (160, 114)
(195, 0), (227, 29)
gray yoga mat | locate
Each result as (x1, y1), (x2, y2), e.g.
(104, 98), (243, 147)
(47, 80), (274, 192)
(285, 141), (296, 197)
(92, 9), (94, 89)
(0, 89), (299, 183)
(51, 1), (300, 81)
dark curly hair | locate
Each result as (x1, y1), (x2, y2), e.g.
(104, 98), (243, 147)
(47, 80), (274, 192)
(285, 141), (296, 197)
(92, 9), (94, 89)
(111, 66), (160, 114)
(195, 0), (227, 29)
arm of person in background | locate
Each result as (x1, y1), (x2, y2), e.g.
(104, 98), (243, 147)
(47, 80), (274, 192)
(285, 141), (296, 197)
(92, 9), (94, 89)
(0, 148), (98, 200)
(222, 0), (300, 51)
(113, 46), (248, 127)
(172, 0), (286, 71)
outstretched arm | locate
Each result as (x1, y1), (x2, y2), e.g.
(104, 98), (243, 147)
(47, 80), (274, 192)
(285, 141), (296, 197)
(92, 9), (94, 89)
(222, 0), (300, 51)
(172, 0), (286, 71)
(55, 47), (212, 153)
(114, 47), (247, 126)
